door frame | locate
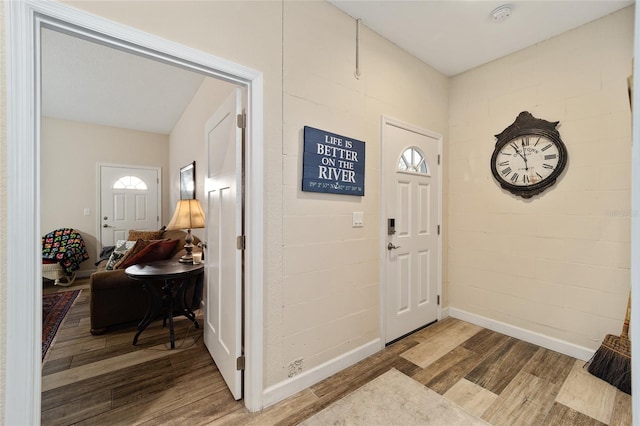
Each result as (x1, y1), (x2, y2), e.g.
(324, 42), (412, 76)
(97, 163), (162, 252)
(379, 116), (443, 346)
(5, 1), (265, 423)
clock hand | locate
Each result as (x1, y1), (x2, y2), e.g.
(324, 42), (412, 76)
(521, 141), (529, 171)
(510, 143), (528, 164)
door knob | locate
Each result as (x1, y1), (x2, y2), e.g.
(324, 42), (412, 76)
(387, 243), (401, 251)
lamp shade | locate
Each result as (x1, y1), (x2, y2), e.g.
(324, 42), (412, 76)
(166, 199), (205, 230)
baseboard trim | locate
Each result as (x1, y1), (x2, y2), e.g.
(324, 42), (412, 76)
(449, 307), (595, 361)
(262, 338), (382, 408)
(440, 306), (450, 319)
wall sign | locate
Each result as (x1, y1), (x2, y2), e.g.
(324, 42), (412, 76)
(302, 126), (365, 196)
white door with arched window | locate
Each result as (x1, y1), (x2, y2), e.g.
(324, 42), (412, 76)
(99, 164), (161, 248)
(383, 118), (442, 343)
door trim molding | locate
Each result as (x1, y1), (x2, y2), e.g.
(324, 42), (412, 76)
(5, 2), (265, 423)
(379, 115), (443, 345)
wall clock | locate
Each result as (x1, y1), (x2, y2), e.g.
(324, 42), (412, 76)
(490, 111), (568, 199)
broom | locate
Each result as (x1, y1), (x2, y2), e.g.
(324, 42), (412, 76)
(585, 293), (631, 394)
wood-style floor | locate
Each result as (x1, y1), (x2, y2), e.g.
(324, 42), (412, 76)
(42, 279), (632, 425)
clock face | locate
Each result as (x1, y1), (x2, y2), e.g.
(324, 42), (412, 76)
(493, 134), (561, 187)
(491, 112), (568, 198)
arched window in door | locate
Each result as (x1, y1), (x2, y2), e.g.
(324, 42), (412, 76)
(398, 147), (428, 174)
(112, 175), (148, 190)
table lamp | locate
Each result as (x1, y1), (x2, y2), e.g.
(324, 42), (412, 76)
(166, 199), (205, 263)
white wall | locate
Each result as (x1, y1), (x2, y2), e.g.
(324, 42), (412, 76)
(448, 6), (634, 351)
(168, 77), (237, 243)
(41, 117), (170, 271)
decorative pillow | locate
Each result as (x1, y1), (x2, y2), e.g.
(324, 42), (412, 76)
(104, 240), (137, 270)
(116, 239), (179, 269)
(105, 251), (127, 271)
(113, 239), (155, 269)
(115, 240), (136, 252)
(127, 229), (164, 241)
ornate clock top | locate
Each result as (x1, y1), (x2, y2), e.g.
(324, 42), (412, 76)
(494, 111), (560, 142)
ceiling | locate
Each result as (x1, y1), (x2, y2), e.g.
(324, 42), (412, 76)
(41, 28), (208, 135)
(330, 0), (634, 76)
(42, 1), (634, 134)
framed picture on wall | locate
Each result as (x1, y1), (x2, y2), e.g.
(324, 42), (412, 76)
(180, 161), (196, 199)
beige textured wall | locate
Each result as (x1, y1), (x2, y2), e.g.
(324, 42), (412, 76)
(448, 6), (634, 350)
(41, 117), (170, 271)
(275, 1), (448, 384)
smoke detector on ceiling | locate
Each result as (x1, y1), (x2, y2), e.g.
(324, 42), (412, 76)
(490, 5), (512, 23)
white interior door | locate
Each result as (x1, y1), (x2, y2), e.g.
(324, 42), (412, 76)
(99, 165), (160, 247)
(204, 88), (244, 400)
(383, 120), (441, 343)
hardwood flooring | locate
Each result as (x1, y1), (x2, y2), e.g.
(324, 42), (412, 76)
(42, 279), (632, 425)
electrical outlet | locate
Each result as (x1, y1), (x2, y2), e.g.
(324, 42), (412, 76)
(287, 358), (303, 378)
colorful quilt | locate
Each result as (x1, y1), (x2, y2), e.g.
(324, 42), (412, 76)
(42, 228), (90, 275)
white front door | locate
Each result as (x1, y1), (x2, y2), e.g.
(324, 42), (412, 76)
(99, 165), (161, 247)
(383, 119), (442, 343)
(204, 88), (244, 400)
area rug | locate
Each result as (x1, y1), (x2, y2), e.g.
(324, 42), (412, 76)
(42, 290), (80, 361)
(300, 368), (490, 426)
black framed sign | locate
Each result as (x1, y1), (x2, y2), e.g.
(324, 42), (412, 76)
(302, 126), (365, 196)
(180, 161), (195, 199)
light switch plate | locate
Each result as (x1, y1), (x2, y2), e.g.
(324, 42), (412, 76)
(352, 211), (364, 227)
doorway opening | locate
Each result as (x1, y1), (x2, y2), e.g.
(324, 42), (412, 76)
(5, 2), (265, 423)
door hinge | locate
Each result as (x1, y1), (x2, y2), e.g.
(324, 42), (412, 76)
(236, 356), (245, 370)
(236, 235), (246, 250)
(237, 113), (246, 129)
(437, 225), (441, 235)
(437, 295), (440, 305)
(438, 154), (441, 165)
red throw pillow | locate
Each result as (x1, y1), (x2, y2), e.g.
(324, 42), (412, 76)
(116, 239), (179, 269)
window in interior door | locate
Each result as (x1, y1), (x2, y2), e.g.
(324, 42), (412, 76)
(112, 175), (148, 190)
(398, 147), (428, 174)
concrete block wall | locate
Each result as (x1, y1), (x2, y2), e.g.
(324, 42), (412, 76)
(447, 6), (634, 351)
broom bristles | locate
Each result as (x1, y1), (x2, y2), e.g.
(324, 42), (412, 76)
(585, 334), (631, 395)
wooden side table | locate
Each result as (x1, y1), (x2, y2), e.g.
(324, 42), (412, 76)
(125, 260), (204, 349)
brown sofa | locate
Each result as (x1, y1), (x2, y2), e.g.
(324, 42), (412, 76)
(89, 229), (203, 335)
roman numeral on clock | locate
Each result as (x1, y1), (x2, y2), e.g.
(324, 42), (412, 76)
(501, 167), (512, 176)
(541, 144), (553, 151)
(498, 161), (509, 167)
(510, 173), (519, 183)
(542, 163), (554, 170)
(544, 154), (557, 160)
